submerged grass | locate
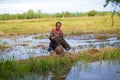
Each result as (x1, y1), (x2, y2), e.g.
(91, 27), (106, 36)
(0, 56), (76, 80)
(0, 16), (120, 36)
(0, 44), (11, 51)
(0, 48), (120, 80)
(0, 40), (11, 51)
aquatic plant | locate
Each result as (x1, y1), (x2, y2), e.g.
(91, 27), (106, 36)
(0, 40), (11, 51)
(0, 48), (119, 80)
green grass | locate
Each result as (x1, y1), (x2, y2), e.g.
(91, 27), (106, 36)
(0, 16), (120, 36)
(0, 56), (75, 80)
(0, 48), (120, 80)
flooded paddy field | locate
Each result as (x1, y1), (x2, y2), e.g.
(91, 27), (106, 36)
(0, 33), (120, 60)
(0, 33), (119, 80)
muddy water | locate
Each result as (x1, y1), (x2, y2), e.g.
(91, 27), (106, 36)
(66, 61), (120, 80)
(67, 34), (120, 53)
(0, 34), (120, 60)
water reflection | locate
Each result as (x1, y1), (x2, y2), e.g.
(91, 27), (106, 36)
(13, 74), (52, 80)
(66, 61), (120, 80)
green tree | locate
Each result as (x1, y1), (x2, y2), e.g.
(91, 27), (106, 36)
(118, 10), (120, 16)
(63, 11), (72, 17)
(36, 9), (42, 18)
(104, 0), (120, 26)
(55, 12), (63, 18)
(0, 14), (10, 20)
(88, 10), (97, 17)
(27, 9), (36, 19)
(18, 13), (27, 19)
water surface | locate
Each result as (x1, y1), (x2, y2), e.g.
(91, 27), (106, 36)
(0, 34), (120, 60)
(66, 61), (120, 80)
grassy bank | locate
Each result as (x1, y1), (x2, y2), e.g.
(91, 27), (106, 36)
(0, 16), (120, 36)
(0, 48), (120, 80)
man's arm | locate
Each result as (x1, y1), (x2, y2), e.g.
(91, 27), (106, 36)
(49, 30), (56, 40)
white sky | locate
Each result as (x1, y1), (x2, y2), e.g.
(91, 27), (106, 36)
(0, 0), (113, 14)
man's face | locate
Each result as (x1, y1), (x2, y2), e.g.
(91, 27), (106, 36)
(56, 23), (61, 30)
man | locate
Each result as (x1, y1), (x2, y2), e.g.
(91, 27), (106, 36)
(48, 21), (64, 55)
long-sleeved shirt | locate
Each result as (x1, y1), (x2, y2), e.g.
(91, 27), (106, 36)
(49, 28), (64, 48)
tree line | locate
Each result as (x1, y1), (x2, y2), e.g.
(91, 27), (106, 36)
(0, 10), (115, 20)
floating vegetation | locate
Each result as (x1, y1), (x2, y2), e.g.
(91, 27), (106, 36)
(95, 35), (108, 40)
(36, 44), (47, 49)
(0, 44), (11, 51)
(95, 34), (118, 40)
(0, 40), (11, 51)
(33, 35), (47, 39)
(15, 43), (29, 46)
(31, 44), (47, 49)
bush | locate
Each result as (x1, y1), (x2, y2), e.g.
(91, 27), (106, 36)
(88, 10), (97, 16)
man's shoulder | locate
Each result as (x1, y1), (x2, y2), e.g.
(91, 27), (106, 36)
(50, 29), (54, 34)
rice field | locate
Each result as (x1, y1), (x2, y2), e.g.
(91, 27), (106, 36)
(0, 16), (120, 80)
(0, 16), (120, 36)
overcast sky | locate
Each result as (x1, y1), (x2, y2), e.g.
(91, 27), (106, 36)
(0, 0), (113, 14)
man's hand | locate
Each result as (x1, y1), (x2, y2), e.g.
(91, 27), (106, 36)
(51, 35), (59, 40)
(51, 36), (56, 40)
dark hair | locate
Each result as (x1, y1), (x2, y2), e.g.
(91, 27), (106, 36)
(56, 21), (62, 26)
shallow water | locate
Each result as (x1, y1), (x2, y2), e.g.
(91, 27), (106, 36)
(12, 74), (52, 80)
(0, 34), (120, 60)
(12, 60), (120, 80)
(66, 60), (120, 80)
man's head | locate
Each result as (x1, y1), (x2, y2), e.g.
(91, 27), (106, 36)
(55, 21), (62, 31)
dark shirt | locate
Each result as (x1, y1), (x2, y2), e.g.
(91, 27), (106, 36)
(49, 28), (63, 48)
